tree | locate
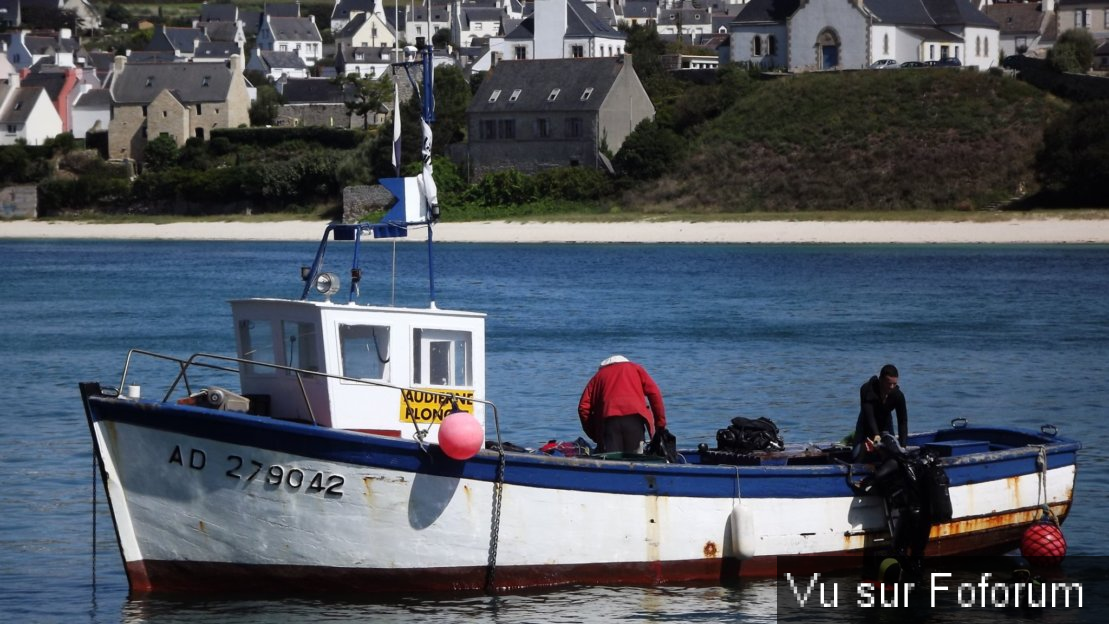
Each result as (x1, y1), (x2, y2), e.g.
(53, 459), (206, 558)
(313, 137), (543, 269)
(1036, 100), (1109, 206)
(341, 74), (392, 129)
(430, 65), (472, 147)
(104, 3), (133, 27)
(250, 83), (283, 127)
(1048, 29), (1096, 73)
(143, 135), (180, 172)
(612, 119), (686, 180)
(432, 28), (451, 49)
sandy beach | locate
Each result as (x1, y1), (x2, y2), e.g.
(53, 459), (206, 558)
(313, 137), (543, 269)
(3, 217), (1109, 244)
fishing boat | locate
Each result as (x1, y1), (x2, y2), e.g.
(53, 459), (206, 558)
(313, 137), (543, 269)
(79, 44), (1079, 596)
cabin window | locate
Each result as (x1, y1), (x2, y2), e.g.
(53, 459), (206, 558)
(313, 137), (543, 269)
(282, 321), (319, 372)
(239, 319), (276, 375)
(339, 324), (391, 380)
(413, 328), (472, 387)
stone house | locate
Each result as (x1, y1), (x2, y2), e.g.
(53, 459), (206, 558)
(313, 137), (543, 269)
(106, 54), (250, 163)
(465, 54), (654, 177)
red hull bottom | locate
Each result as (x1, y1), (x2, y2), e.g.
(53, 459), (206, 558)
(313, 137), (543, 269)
(123, 521), (1050, 595)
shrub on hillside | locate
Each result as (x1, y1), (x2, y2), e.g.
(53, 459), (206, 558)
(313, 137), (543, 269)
(1048, 29), (1096, 73)
(1037, 100), (1109, 206)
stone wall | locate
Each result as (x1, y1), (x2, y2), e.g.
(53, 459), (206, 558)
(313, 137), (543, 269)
(342, 184), (397, 223)
(1, 185), (38, 219)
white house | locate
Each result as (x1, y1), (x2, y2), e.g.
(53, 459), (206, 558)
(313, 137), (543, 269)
(257, 15), (324, 66)
(6, 29), (79, 70)
(473, 0), (627, 71)
(247, 49), (311, 81)
(0, 73), (64, 145)
(335, 43), (395, 77)
(334, 7), (396, 50)
(731, 0), (1001, 72)
(70, 86), (110, 139)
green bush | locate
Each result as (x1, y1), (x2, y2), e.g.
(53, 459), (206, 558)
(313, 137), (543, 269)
(1048, 29), (1096, 74)
(211, 127), (363, 149)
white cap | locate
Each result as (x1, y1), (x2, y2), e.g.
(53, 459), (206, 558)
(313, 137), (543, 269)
(599, 355), (629, 368)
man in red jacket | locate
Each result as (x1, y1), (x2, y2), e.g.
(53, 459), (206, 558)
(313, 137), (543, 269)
(578, 355), (666, 454)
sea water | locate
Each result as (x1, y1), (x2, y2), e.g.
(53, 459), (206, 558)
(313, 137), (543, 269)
(1, 239), (1107, 623)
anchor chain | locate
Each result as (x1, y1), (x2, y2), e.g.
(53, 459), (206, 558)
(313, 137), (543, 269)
(484, 447), (507, 593)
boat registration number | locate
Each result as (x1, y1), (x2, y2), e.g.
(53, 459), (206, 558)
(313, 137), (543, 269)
(169, 445), (345, 497)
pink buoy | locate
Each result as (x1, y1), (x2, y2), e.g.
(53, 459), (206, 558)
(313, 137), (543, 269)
(1021, 520), (1067, 567)
(437, 411), (484, 460)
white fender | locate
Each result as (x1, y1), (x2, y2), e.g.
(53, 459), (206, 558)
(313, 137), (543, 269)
(729, 500), (756, 559)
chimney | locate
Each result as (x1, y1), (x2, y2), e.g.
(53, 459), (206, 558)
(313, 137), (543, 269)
(114, 55), (127, 76)
(230, 53), (244, 75)
(1042, 0), (1055, 13)
(60, 27), (73, 40)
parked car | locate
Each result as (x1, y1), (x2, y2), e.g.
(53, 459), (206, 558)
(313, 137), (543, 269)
(870, 58), (898, 69)
(900, 61), (925, 68)
(937, 56), (962, 67)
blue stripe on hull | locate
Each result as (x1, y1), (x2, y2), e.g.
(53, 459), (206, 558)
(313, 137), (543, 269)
(87, 397), (1079, 500)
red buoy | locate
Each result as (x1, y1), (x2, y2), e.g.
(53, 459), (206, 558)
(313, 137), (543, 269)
(1020, 521), (1067, 567)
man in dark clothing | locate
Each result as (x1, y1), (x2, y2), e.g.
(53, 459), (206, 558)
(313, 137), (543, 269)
(853, 364), (908, 460)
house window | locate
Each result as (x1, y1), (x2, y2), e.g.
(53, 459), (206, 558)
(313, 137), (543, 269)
(5, 125), (16, 134)
(976, 37), (981, 56)
(768, 35), (777, 56)
(280, 44), (287, 51)
(196, 128), (205, 139)
(536, 118), (550, 138)
(497, 119), (516, 139)
(929, 44), (936, 60)
(1016, 36), (1027, 51)
(509, 89), (521, 102)
(571, 45), (584, 58)
(565, 117), (582, 138)
(984, 38), (989, 57)
(547, 88), (560, 101)
(416, 26), (422, 36)
(489, 89), (501, 103)
(481, 119), (496, 139)
(1076, 10), (1091, 28)
(753, 35), (762, 57)
(196, 103), (203, 114)
(580, 87), (593, 101)
(883, 34), (889, 55)
(202, 76), (210, 87)
(515, 46), (526, 60)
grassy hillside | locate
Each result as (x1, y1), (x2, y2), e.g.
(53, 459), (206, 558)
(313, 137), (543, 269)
(631, 69), (1067, 213)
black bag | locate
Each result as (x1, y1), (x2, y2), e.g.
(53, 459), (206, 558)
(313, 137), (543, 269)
(646, 427), (678, 463)
(919, 456), (954, 523)
(717, 416), (784, 452)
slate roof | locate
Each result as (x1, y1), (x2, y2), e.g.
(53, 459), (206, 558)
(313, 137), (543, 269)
(266, 16), (322, 42)
(469, 56), (629, 114)
(0, 0), (20, 26)
(111, 61), (234, 105)
(339, 45), (394, 64)
(21, 34), (79, 55)
(265, 2), (301, 18)
(731, 0), (801, 25)
(335, 11), (368, 38)
(461, 7), (504, 26)
(332, 0), (375, 22)
(242, 10), (263, 36)
(0, 86), (44, 124)
(257, 49), (308, 70)
(199, 20), (241, 42)
(148, 27), (209, 54)
(658, 7), (713, 28)
(566, 0), (622, 37)
(732, 0), (996, 29)
(200, 3), (238, 22)
(74, 87), (111, 109)
(279, 77), (348, 103)
(17, 69), (66, 102)
(982, 3), (1047, 35)
(195, 41), (240, 59)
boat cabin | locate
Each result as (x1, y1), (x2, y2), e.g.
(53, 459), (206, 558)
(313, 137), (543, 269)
(230, 298), (486, 443)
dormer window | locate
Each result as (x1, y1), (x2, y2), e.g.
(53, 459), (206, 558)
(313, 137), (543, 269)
(509, 89), (521, 102)
(489, 89), (501, 103)
(580, 87), (593, 101)
(202, 76), (210, 87)
(547, 88), (560, 101)
(145, 76), (154, 87)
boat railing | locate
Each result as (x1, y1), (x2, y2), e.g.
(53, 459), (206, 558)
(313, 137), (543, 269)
(115, 348), (504, 444)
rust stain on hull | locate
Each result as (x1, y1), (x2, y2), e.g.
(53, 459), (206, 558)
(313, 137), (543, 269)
(703, 541), (718, 558)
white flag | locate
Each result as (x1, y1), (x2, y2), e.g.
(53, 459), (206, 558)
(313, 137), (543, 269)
(391, 81), (401, 176)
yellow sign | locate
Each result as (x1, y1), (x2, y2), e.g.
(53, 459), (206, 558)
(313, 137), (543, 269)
(399, 388), (475, 424)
